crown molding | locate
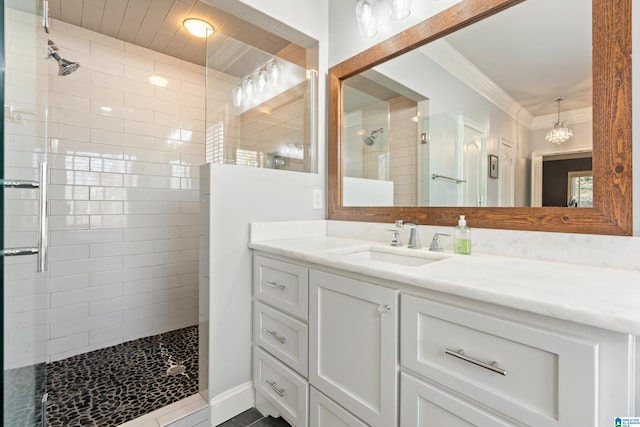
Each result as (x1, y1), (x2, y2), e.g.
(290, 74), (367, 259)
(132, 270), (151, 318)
(529, 107), (593, 130)
(418, 39), (534, 126)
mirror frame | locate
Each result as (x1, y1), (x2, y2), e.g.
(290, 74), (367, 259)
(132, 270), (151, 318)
(328, 0), (632, 235)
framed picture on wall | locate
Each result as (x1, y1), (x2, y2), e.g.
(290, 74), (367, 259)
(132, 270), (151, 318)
(489, 154), (499, 179)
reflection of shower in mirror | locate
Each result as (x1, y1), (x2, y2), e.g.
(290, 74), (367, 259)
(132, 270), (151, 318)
(364, 128), (384, 146)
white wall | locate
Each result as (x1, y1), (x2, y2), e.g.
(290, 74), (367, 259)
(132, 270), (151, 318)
(530, 120), (593, 154)
(197, 0), (329, 421)
(42, 20), (204, 361)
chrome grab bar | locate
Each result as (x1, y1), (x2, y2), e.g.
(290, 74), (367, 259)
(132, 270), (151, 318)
(0, 248), (39, 257)
(37, 162), (48, 272)
(2, 179), (39, 188)
(1, 162), (48, 272)
(445, 348), (507, 376)
(432, 174), (467, 184)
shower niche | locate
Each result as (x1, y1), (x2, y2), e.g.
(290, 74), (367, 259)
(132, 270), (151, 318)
(205, 33), (318, 174)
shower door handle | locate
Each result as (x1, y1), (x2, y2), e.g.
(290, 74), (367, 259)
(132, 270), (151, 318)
(1, 162), (48, 272)
(37, 162), (48, 272)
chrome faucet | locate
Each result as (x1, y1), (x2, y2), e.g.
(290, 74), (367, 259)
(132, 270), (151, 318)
(387, 229), (403, 247)
(429, 233), (450, 252)
(394, 220), (419, 249)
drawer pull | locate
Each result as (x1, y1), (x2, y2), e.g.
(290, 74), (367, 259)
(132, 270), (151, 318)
(265, 281), (286, 291)
(445, 348), (507, 376)
(265, 380), (285, 397)
(266, 329), (287, 344)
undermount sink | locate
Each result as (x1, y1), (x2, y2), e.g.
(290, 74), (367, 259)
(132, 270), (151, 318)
(330, 245), (450, 267)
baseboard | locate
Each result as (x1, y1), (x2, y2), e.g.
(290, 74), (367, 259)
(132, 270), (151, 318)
(210, 382), (255, 426)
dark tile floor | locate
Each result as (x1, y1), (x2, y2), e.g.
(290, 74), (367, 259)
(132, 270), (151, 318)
(217, 408), (291, 427)
(45, 325), (198, 426)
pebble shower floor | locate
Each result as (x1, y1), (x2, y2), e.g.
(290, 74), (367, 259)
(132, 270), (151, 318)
(45, 325), (198, 426)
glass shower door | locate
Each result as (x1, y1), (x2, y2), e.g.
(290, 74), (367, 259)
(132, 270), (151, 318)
(3, 0), (50, 425)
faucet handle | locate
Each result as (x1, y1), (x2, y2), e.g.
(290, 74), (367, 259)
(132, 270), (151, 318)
(387, 229), (403, 247)
(429, 233), (450, 252)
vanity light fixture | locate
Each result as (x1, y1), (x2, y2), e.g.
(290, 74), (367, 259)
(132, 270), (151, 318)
(183, 18), (214, 38)
(232, 61), (281, 109)
(356, 0), (379, 38)
(545, 97), (573, 145)
(390, 0), (411, 20)
(356, 0), (411, 38)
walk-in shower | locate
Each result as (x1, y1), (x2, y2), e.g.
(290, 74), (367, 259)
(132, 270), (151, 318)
(47, 39), (80, 76)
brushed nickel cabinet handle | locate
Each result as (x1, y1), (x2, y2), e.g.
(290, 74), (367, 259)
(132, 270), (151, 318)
(265, 380), (285, 397)
(445, 348), (507, 376)
(265, 281), (286, 291)
(266, 329), (286, 344)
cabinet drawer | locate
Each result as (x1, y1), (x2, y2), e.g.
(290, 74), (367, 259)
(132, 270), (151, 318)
(401, 295), (597, 426)
(254, 255), (308, 320)
(255, 301), (309, 377)
(310, 387), (368, 427)
(400, 372), (511, 426)
(254, 346), (309, 427)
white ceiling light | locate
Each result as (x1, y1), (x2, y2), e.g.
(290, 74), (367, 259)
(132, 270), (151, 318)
(183, 18), (214, 38)
(545, 97), (573, 144)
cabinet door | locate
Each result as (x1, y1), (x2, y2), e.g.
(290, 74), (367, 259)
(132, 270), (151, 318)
(309, 270), (398, 427)
(310, 387), (368, 427)
(400, 373), (512, 427)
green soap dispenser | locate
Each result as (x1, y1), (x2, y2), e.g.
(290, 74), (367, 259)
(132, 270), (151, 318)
(453, 215), (471, 255)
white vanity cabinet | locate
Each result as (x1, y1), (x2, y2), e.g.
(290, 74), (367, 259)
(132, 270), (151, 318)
(400, 294), (635, 426)
(309, 270), (398, 427)
(251, 250), (636, 427)
(253, 255), (310, 426)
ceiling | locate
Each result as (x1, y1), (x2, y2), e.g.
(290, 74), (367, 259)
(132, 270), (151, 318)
(445, 0), (592, 117)
(49, 0), (592, 118)
(48, 0), (293, 67)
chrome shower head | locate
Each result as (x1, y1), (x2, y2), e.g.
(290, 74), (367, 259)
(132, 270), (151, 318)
(364, 128), (384, 146)
(47, 39), (80, 76)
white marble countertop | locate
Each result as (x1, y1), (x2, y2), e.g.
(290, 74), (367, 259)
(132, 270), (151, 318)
(249, 236), (640, 336)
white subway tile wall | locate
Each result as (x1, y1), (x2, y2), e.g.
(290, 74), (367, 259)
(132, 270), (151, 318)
(389, 96), (418, 205)
(43, 19), (204, 362)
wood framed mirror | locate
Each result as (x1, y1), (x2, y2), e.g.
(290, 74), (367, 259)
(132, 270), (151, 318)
(327, 0), (632, 235)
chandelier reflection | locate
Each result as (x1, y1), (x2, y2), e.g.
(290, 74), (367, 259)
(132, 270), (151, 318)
(545, 97), (573, 145)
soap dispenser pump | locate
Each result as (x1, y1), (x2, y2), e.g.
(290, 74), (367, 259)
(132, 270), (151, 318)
(453, 215), (471, 255)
